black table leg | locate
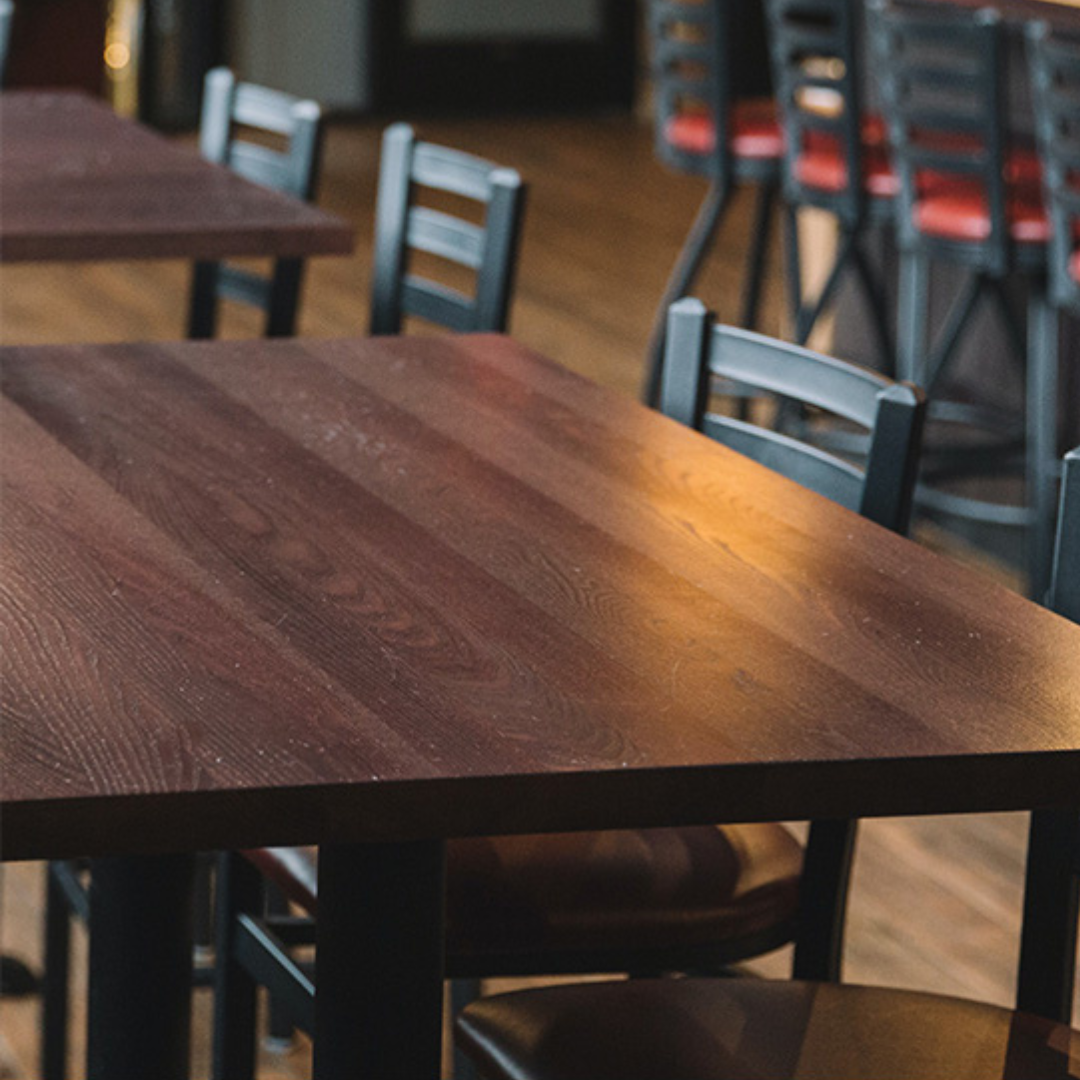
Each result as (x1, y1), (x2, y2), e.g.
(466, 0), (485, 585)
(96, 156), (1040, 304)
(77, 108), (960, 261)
(314, 840), (446, 1080)
(87, 853), (196, 1080)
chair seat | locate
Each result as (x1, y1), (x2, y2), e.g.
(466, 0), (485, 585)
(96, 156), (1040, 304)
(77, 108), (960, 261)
(456, 977), (1080, 1080)
(246, 822), (802, 963)
(912, 181), (1048, 245)
(1070, 248), (1080, 284)
(665, 100), (785, 161)
(795, 142), (898, 198)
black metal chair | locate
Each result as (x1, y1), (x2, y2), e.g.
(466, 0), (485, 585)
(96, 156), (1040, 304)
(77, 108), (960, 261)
(1017, 445), (1080, 1027)
(369, 122), (527, 335)
(1026, 22), (1080, 611)
(869, 3), (1055, 596)
(210, 300), (926, 1080)
(641, 0), (788, 407)
(764, 0), (897, 369)
(187, 67), (326, 339)
(454, 447), (1080, 1080)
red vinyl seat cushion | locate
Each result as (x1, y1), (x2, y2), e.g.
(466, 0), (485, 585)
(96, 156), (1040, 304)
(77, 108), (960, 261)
(795, 142), (898, 198)
(912, 181), (1049, 245)
(665, 99), (784, 160)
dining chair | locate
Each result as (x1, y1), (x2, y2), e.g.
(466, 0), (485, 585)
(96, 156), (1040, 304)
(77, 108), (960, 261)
(640, 0), (788, 407)
(1018, 445), (1080, 1026)
(369, 123), (527, 335)
(210, 301), (926, 1080)
(187, 67), (326, 339)
(1026, 22), (1080, 607)
(869, 2), (1053, 596)
(454, 448), (1080, 1080)
(764, 0), (896, 369)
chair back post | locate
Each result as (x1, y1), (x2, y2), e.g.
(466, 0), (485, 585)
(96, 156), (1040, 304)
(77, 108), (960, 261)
(766, 0), (867, 228)
(370, 123), (416, 335)
(870, 3), (1009, 276)
(198, 67), (237, 166)
(647, 0), (735, 185)
(1027, 22), (1080, 313)
(860, 382), (926, 533)
(473, 168), (526, 333)
(1017, 447), (1080, 1024)
(0, 0), (14, 85)
(661, 297), (712, 429)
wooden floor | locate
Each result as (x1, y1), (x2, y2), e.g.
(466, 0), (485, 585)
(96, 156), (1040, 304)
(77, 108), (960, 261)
(0, 110), (1074, 1078)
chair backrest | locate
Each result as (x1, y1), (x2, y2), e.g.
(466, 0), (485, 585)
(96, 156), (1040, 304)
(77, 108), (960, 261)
(1027, 23), (1080, 313)
(1017, 446), (1080, 1023)
(370, 123), (526, 336)
(646, 0), (734, 180)
(0, 0), (13, 86)
(765, 0), (869, 226)
(662, 296), (926, 532)
(869, 2), (1012, 274)
(187, 67), (325, 339)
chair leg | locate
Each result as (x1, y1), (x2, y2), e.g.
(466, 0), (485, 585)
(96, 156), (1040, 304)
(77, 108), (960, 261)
(1026, 289), (1060, 601)
(792, 228), (857, 347)
(265, 258), (304, 337)
(450, 978), (484, 1080)
(897, 248), (930, 384)
(212, 853), (262, 1080)
(739, 180), (778, 333)
(264, 882), (297, 1051)
(791, 819), (858, 983)
(851, 238), (896, 376)
(782, 202), (803, 337)
(642, 180), (731, 407)
(41, 865), (72, 1080)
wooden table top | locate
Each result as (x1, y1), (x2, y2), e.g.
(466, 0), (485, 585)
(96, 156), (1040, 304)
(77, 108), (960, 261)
(0, 91), (355, 263)
(2, 335), (1078, 862)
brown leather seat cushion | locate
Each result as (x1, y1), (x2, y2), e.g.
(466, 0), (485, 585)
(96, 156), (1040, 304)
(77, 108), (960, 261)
(245, 822), (801, 963)
(456, 977), (1080, 1080)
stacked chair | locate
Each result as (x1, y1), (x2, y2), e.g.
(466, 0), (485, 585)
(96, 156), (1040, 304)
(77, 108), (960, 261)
(187, 67), (327, 339)
(765, 0), (897, 369)
(211, 299), (927, 1077)
(1026, 21), (1080, 603)
(641, 0), (788, 406)
(869, 2), (1056, 596)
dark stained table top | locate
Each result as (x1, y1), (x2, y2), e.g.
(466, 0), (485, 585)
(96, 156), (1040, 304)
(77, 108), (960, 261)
(2, 335), (1078, 862)
(0, 91), (355, 263)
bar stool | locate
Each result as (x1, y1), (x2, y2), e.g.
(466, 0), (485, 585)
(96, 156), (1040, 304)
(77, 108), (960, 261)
(641, 0), (787, 406)
(765, 0), (897, 369)
(870, 2), (1054, 595)
(1026, 21), (1080, 602)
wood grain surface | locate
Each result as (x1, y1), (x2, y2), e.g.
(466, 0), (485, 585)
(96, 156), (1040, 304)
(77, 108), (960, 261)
(0, 92), (355, 263)
(2, 335), (1078, 862)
